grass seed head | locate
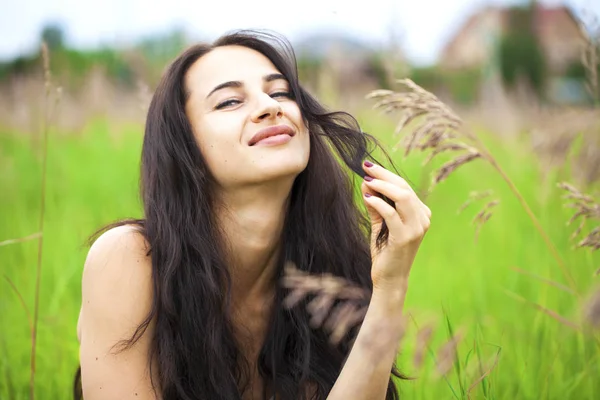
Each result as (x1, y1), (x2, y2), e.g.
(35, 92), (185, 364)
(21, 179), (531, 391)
(434, 151), (482, 185)
(472, 200), (500, 241)
(458, 190), (494, 215)
(412, 323), (435, 369)
(583, 288), (600, 329)
(282, 262), (369, 345)
(435, 332), (463, 377)
(558, 182), (600, 251)
(367, 79), (484, 192)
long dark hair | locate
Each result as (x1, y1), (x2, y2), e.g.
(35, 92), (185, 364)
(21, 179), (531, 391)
(75, 30), (403, 400)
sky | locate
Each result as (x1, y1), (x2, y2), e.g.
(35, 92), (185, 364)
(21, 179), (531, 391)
(0, 0), (598, 65)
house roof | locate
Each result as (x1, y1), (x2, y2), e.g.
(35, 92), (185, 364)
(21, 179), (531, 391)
(438, 5), (500, 64)
(438, 3), (585, 65)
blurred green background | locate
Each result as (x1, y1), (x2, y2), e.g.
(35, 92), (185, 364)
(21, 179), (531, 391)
(1, 1), (599, 399)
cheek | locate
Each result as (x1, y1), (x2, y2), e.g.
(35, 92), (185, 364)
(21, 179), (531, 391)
(284, 103), (307, 132)
(192, 118), (243, 171)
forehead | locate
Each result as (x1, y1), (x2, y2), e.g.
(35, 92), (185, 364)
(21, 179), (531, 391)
(185, 45), (282, 97)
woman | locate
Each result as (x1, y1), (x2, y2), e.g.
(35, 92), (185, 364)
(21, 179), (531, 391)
(75, 30), (430, 400)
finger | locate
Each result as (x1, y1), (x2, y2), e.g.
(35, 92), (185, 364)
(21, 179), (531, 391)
(418, 207), (431, 232)
(361, 181), (383, 226)
(420, 203), (432, 226)
(363, 161), (414, 193)
(363, 193), (405, 234)
(360, 179), (377, 198)
(423, 204), (432, 219)
(363, 177), (422, 226)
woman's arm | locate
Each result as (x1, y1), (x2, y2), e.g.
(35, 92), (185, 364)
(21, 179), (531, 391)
(78, 225), (159, 400)
(328, 161), (431, 399)
(327, 287), (406, 400)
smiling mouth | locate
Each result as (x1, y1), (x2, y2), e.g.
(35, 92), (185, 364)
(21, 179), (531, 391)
(249, 125), (295, 146)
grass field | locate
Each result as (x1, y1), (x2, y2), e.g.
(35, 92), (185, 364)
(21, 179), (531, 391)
(1, 111), (599, 399)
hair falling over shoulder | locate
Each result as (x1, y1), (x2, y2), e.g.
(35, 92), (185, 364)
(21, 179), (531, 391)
(74, 30), (404, 400)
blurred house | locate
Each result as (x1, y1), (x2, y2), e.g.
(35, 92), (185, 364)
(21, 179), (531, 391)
(290, 33), (391, 106)
(439, 4), (586, 74)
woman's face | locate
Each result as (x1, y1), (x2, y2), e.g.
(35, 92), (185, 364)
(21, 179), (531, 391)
(184, 45), (310, 189)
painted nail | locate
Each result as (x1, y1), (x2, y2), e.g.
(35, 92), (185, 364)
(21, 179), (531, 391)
(364, 193), (372, 198)
(364, 161), (374, 168)
(364, 176), (373, 182)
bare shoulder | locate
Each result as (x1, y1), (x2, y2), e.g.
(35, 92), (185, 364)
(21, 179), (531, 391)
(85, 224), (150, 274)
(78, 224), (152, 341)
(79, 225), (152, 332)
(78, 224), (158, 399)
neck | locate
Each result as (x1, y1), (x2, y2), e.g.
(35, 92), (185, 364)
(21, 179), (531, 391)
(216, 177), (294, 308)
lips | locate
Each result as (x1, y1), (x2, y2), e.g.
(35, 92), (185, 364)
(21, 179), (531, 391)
(248, 124), (295, 146)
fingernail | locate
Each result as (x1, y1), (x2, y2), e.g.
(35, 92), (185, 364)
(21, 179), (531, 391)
(364, 161), (374, 168)
(364, 176), (373, 182)
(364, 193), (372, 198)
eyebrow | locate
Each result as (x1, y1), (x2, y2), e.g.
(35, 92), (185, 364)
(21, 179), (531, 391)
(205, 73), (288, 99)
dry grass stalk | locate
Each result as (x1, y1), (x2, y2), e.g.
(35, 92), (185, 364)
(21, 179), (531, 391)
(472, 200), (500, 242)
(579, 12), (599, 102)
(4, 275), (33, 334)
(282, 262), (369, 345)
(467, 350), (501, 400)
(510, 266), (576, 296)
(558, 182), (600, 251)
(137, 79), (152, 117)
(0, 232), (42, 247)
(30, 41), (54, 400)
(412, 323), (434, 369)
(579, 228), (600, 251)
(435, 331), (463, 376)
(435, 152), (481, 185)
(529, 107), (600, 185)
(504, 290), (580, 331)
(366, 80), (479, 189)
(457, 190), (494, 215)
(367, 79), (578, 294)
(423, 143), (471, 166)
(457, 191), (500, 241)
(583, 288), (600, 329)
(367, 80), (496, 240)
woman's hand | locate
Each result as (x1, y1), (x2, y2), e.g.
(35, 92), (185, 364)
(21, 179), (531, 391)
(325, 161), (431, 400)
(361, 161), (431, 294)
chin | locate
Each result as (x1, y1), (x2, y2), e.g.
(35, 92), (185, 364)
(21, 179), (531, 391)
(270, 160), (308, 180)
(256, 153), (309, 182)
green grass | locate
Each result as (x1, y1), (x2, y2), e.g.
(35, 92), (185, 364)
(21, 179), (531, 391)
(1, 113), (599, 399)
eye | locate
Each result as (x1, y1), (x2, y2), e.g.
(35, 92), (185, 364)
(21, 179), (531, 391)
(270, 91), (293, 100)
(215, 99), (242, 110)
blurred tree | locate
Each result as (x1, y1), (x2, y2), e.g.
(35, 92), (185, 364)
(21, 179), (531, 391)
(135, 28), (188, 85)
(410, 66), (481, 105)
(366, 52), (393, 90)
(137, 28), (187, 65)
(296, 55), (321, 90)
(498, 5), (547, 99)
(41, 23), (66, 50)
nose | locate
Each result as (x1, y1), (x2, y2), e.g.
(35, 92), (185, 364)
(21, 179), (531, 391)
(251, 93), (284, 122)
